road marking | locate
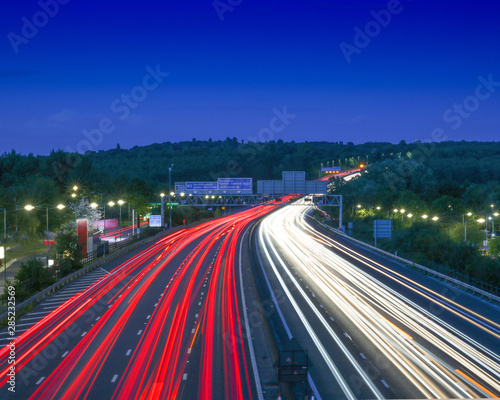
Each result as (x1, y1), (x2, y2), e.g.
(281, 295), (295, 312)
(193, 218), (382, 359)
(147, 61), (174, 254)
(137, 330), (143, 335)
(360, 353), (366, 359)
(187, 348), (191, 354)
(191, 328), (195, 334)
(126, 349), (132, 356)
(81, 332), (87, 337)
(62, 351), (69, 358)
(183, 373), (188, 380)
(319, 304), (324, 308)
(36, 377), (45, 385)
(198, 302), (201, 306)
(195, 314), (198, 318)
(15, 323), (38, 328)
(96, 316), (101, 321)
(381, 380), (390, 388)
(52, 294), (76, 299)
(43, 306), (60, 309)
(42, 299), (66, 304)
(25, 311), (51, 316)
(20, 317), (44, 322)
(111, 374), (118, 383)
(146, 315), (151, 319)
(330, 317), (335, 321)
(100, 267), (111, 274)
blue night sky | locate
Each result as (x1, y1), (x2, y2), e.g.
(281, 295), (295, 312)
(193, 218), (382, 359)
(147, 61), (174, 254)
(1, 0), (499, 155)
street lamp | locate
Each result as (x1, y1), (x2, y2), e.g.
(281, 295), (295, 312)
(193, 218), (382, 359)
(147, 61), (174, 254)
(491, 204), (497, 237)
(422, 214), (428, 220)
(432, 216), (439, 221)
(477, 218), (488, 244)
(169, 191), (175, 229)
(24, 205), (50, 247)
(168, 164), (174, 228)
(160, 194), (165, 229)
(118, 200), (125, 226)
(462, 212), (472, 241)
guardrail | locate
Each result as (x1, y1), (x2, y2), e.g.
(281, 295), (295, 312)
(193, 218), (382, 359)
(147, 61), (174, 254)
(0, 231), (163, 321)
(306, 214), (500, 305)
(0, 217), (227, 321)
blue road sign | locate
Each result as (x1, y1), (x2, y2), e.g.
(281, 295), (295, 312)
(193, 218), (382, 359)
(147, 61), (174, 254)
(218, 178), (252, 191)
(186, 182), (218, 191)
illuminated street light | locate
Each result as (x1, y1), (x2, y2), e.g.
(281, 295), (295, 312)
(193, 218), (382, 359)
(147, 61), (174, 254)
(57, 204), (65, 210)
(90, 202), (98, 209)
(24, 205), (35, 211)
(108, 201), (115, 207)
(357, 204), (362, 208)
(407, 213), (413, 218)
(463, 212), (473, 241)
(422, 215), (428, 219)
(393, 209), (398, 213)
(117, 200), (125, 226)
(71, 193), (77, 198)
(432, 216), (439, 221)
(73, 185), (78, 191)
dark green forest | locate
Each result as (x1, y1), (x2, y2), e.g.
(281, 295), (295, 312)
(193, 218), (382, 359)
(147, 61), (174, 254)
(1, 139), (500, 290)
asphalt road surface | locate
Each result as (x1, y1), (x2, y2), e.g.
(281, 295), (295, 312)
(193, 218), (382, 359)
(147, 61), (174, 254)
(256, 205), (500, 400)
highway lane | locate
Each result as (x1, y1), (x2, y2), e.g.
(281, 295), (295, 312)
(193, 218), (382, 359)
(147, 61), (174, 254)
(1, 205), (279, 400)
(256, 204), (500, 399)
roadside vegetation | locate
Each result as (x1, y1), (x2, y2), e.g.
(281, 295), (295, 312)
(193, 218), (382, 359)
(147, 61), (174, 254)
(328, 153), (500, 290)
(1, 139), (499, 300)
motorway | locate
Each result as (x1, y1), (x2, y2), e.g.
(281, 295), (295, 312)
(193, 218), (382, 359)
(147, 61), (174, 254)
(256, 205), (500, 399)
(0, 204), (281, 400)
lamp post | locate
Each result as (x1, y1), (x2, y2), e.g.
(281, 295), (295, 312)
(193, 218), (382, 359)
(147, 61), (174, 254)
(462, 212), (472, 241)
(400, 208), (406, 223)
(0, 208), (6, 241)
(106, 201), (115, 233)
(118, 200), (125, 227)
(169, 191), (174, 229)
(477, 218), (487, 245)
(491, 204), (497, 237)
(168, 164), (174, 229)
(24, 204), (64, 253)
(160, 193), (165, 229)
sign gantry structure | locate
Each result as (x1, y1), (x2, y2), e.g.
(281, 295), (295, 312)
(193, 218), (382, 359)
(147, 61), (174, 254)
(168, 171), (343, 227)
